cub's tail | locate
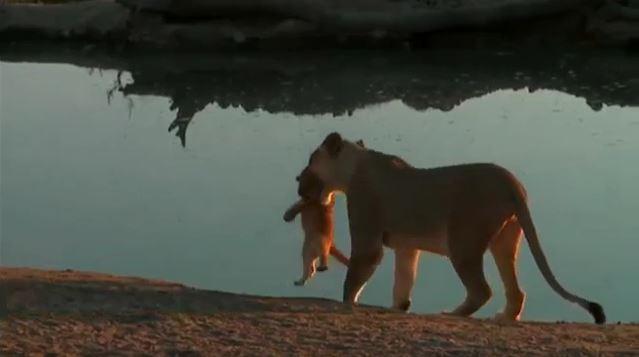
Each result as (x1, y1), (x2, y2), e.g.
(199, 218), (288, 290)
(330, 246), (350, 267)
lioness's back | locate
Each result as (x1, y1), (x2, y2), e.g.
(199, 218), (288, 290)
(363, 156), (523, 207)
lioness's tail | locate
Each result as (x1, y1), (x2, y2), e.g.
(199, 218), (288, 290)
(510, 180), (606, 324)
(330, 246), (350, 267)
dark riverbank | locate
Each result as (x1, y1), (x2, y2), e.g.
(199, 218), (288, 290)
(2, 0), (638, 50)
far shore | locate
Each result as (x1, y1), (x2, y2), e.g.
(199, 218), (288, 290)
(2, 0), (638, 50)
(1, 267), (637, 355)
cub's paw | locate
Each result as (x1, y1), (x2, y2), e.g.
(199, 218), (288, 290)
(283, 210), (296, 222)
(316, 265), (328, 272)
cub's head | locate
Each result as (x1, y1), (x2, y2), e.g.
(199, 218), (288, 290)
(306, 133), (365, 192)
(296, 166), (325, 202)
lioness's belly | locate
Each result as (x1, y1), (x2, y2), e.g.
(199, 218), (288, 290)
(383, 232), (449, 256)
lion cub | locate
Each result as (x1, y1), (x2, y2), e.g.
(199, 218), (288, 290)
(283, 167), (349, 286)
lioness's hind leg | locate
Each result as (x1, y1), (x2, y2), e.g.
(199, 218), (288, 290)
(490, 218), (525, 321)
(448, 255), (491, 316)
(447, 225), (492, 317)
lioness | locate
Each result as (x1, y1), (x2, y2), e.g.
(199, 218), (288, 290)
(300, 132), (605, 324)
(283, 167), (349, 286)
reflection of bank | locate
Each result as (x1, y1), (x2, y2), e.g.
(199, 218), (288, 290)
(2, 45), (638, 147)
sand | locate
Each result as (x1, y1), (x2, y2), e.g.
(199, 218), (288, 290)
(1, 267), (637, 356)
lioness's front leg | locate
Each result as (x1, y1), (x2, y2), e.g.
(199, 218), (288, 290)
(343, 251), (383, 304)
(392, 248), (421, 312)
(343, 231), (384, 304)
(446, 217), (495, 316)
(343, 192), (384, 304)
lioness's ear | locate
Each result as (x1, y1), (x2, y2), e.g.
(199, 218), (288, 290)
(356, 139), (365, 148)
(322, 132), (343, 158)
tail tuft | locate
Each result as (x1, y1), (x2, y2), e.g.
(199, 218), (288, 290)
(587, 302), (606, 324)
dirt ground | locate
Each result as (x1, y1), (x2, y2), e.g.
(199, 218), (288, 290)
(1, 267), (637, 356)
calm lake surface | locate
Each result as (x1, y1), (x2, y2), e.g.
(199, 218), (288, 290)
(1, 48), (638, 323)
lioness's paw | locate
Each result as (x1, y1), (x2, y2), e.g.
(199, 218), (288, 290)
(493, 312), (520, 323)
(317, 265), (328, 272)
(395, 300), (411, 312)
(294, 280), (306, 286)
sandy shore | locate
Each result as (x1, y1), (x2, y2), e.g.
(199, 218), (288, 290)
(1, 267), (637, 356)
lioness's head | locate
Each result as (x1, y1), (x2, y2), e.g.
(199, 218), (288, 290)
(306, 133), (366, 194)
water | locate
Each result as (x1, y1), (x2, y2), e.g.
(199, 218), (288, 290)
(1, 48), (638, 323)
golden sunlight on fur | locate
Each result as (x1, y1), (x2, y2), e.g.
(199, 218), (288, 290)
(283, 168), (348, 286)
(299, 132), (605, 324)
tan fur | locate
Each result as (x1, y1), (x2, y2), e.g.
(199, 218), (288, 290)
(283, 170), (349, 286)
(302, 132), (605, 324)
